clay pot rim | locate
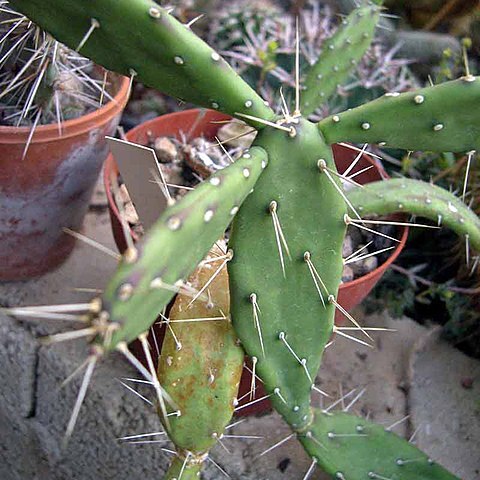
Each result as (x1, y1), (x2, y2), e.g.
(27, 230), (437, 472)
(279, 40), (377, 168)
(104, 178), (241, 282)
(104, 109), (408, 289)
(0, 71), (130, 143)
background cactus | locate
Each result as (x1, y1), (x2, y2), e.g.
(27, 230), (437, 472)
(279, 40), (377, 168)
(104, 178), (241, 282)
(208, 0), (416, 118)
(6, 0), (480, 478)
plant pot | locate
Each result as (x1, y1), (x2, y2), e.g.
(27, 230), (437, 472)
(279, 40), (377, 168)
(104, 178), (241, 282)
(0, 72), (130, 281)
(104, 109), (408, 415)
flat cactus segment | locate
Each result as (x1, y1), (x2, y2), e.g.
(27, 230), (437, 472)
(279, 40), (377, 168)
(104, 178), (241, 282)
(100, 146), (268, 350)
(228, 121), (347, 430)
(298, 409), (459, 480)
(318, 76), (480, 152)
(10, 0), (275, 125)
(163, 455), (202, 480)
(301, 4), (379, 116)
(346, 179), (480, 250)
(157, 244), (243, 455)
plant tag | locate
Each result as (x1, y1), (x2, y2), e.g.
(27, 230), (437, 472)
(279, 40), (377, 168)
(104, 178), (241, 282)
(106, 137), (169, 230)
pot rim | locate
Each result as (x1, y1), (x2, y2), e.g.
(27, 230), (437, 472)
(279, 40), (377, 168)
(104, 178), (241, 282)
(0, 71), (130, 143)
(104, 109), (408, 289)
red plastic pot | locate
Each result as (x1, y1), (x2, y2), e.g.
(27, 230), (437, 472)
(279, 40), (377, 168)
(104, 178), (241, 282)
(0, 73), (130, 280)
(104, 109), (408, 415)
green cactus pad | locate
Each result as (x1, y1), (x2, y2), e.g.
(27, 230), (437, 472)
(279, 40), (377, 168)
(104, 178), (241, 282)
(10, 0), (275, 126)
(229, 120), (346, 430)
(301, 4), (380, 116)
(346, 179), (480, 250)
(157, 244), (243, 454)
(318, 76), (480, 152)
(298, 409), (459, 480)
(163, 455), (202, 480)
(100, 147), (268, 350)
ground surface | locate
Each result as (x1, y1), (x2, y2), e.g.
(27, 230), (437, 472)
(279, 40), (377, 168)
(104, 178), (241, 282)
(0, 176), (479, 480)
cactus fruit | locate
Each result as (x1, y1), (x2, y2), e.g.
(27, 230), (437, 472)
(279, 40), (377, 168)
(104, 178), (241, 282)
(100, 147), (267, 350)
(158, 243), (243, 477)
(9, 0), (275, 126)
(298, 409), (458, 480)
(318, 76), (480, 152)
(347, 179), (480, 250)
(301, 4), (380, 115)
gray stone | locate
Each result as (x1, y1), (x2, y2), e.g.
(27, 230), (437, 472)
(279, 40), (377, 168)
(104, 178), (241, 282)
(0, 313), (38, 417)
(409, 328), (480, 480)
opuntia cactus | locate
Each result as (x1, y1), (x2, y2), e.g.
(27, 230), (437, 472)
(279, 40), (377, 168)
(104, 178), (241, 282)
(7, 0), (480, 478)
(158, 244), (243, 478)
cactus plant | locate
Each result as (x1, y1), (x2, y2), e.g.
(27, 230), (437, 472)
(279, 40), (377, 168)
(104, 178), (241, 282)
(209, 0), (416, 118)
(6, 0), (480, 478)
(157, 243), (244, 477)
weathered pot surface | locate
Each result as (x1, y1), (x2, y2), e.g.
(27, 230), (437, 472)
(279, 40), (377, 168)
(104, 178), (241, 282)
(0, 73), (130, 280)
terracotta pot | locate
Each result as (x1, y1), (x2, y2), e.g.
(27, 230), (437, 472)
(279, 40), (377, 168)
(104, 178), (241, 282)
(332, 144), (409, 312)
(104, 109), (408, 415)
(0, 73), (130, 280)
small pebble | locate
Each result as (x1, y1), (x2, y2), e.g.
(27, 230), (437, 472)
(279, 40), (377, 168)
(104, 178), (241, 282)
(154, 136), (179, 163)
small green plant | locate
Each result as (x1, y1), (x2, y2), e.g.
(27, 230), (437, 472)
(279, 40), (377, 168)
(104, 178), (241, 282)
(6, 0), (480, 478)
